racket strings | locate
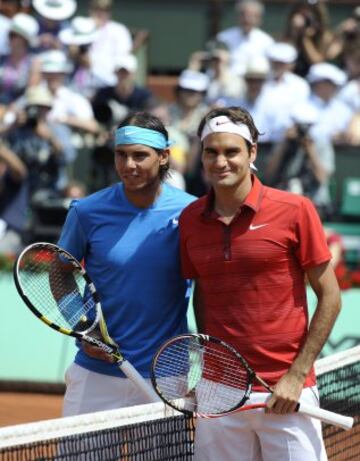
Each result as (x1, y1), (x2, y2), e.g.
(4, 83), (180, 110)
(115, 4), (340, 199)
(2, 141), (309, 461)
(17, 248), (96, 330)
(153, 339), (251, 415)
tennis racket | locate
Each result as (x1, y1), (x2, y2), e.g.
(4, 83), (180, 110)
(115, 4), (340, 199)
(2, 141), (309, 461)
(150, 334), (354, 430)
(14, 242), (159, 403)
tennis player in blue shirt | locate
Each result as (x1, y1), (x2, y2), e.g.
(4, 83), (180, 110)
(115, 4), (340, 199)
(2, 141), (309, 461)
(58, 111), (196, 416)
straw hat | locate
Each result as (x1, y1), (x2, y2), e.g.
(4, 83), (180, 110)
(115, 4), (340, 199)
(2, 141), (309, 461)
(32, 0), (77, 21)
(59, 16), (98, 46)
(9, 13), (39, 47)
(25, 85), (53, 107)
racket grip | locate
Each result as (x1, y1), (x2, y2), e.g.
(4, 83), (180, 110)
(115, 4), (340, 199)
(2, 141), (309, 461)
(297, 402), (354, 430)
(120, 360), (160, 403)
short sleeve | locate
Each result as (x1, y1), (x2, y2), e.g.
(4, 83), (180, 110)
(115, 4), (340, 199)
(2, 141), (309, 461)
(58, 202), (87, 262)
(295, 198), (331, 270)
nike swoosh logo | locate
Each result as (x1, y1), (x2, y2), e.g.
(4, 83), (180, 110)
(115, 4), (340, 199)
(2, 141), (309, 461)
(172, 218), (179, 225)
(249, 224), (268, 231)
(216, 121), (229, 126)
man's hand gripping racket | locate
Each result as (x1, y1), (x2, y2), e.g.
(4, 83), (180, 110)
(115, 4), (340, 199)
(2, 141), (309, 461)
(150, 334), (354, 430)
(14, 242), (158, 403)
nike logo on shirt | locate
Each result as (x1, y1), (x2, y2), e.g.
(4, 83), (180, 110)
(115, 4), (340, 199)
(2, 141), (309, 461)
(249, 224), (268, 231)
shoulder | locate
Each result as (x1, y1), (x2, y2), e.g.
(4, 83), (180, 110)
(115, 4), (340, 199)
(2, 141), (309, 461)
(162, 183), (197, 208)
(263, 185), (314, 212)
(179, 195), (207, 221)
(70, 185), (118, 213)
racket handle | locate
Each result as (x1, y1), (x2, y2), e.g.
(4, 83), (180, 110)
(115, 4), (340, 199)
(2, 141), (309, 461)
(297, 402), (354, 430)
(120, 360), (161, 403)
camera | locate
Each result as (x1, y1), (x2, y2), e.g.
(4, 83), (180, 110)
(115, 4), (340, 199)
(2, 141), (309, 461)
(295, 122), (312, 138)
(24, 105), (41, 129)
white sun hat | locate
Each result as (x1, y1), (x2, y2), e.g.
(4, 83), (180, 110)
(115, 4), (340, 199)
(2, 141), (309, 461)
(307, 63), (347, 87)
(40, 49), (73, 73)
(9, 13), (39, 47)
(178, 70), (210, 92)
(267, 42), (298, 64)
(114, 54), (138, 73)
(32, 0), (77, 21)
(59, 16), (98, 46)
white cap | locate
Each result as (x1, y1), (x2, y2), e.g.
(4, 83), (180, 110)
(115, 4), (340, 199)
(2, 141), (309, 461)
(9, 13), (39, 47)
(244, 55), (270, 78)
(114, 54), (138, 73)
(59, 16), (98, 45)
(32, 0), (77, 21)
(25, 85), (53, 107)
(267, 42), (297, 64)
(178, 70), (209, 92)
(40, 50), (73, 73)
(307, 63), (347, 86)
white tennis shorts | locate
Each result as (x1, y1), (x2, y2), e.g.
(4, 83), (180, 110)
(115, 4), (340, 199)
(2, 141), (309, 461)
(194, 386), (328, 461)
(63, 362), (153, 416)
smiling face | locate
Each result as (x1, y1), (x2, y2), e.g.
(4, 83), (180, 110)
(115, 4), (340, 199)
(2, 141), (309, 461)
(114, 143), (169, 194)
(201, 133), (257, 190)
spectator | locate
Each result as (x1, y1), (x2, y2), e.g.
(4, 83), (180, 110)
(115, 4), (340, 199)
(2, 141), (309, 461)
(219, 54), (270, 141)
(92, 53), (153, 124)
(88, 0), (133, 87)
(0, 13), (40, 105)
(39, 49), (99, 137)
(187, 40), (245, 104)
(5, 84), (65, 194)
(216, 0), (273, 76)
(304, 62), (352, 143)
(32, 0), (77, 52)
(264, 102), (335, 219)
(283, 0), (335, 77)
(336, 47), (360, 145)
(0, 0), (23, 56)
(259, 42), (310, 142)
(0, 141), (28, 255)
(59, 16), (101, 99)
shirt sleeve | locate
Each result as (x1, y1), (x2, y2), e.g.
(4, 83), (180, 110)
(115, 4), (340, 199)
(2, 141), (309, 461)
(295, 197), (332, 270)
(57, 201), (87, 262)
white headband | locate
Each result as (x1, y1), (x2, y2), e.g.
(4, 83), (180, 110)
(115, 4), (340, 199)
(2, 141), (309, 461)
(200, 115), (254, 144)
(200, 115), (257, 170)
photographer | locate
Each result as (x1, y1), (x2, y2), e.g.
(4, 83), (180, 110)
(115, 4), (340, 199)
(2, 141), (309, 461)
(283, 1), (335, 77)
(4, 85), (64, 194)
(264, 104), (335, 219)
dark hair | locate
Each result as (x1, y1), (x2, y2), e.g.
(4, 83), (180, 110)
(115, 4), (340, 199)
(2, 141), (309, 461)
(197, 106), (260, 149)
(117, 111), (170, 180)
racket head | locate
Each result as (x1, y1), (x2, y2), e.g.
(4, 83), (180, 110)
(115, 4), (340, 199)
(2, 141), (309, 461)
(14, 242), (101, 338)
(151, 334), (254, 417)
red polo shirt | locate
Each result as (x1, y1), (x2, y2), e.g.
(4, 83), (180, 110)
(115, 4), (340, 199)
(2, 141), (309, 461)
(179, 175), (331, 391)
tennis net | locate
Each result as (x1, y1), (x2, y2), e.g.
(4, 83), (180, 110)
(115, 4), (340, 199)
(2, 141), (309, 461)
(0, 401), (195, 460)
(316, 345), (360, 461)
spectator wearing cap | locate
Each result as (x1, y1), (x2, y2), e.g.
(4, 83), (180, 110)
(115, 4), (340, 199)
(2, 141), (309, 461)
(32, 0), (77, 52)
(92, 53), (153, 124)
(265, 100), (336, 219)
(39, 49), (99, 138)
(259, 42), (310, 142)
(168, 70), (210, 140)
(187, 40), (245, 104)
(59, 16), (101, 99)
(216, 0), (274, 76)
(305, 62), (353, 143)
(219, 55), (271, 142)
(0, 13), (41, 105)
(88, 0), (133, 87)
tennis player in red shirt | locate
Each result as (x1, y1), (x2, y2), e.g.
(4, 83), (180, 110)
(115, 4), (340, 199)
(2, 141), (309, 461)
(179, 106), (341, 461)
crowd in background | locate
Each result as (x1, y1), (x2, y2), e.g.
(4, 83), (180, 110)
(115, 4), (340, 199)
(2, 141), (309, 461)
(0, 0), (359, 281)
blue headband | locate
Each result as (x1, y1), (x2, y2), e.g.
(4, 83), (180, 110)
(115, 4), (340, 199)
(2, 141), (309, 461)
(115, 126), (173, 149)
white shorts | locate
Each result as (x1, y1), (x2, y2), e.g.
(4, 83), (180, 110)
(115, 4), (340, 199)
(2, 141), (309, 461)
(194, 386), (328, 461)
(63, 362), (153, 416)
